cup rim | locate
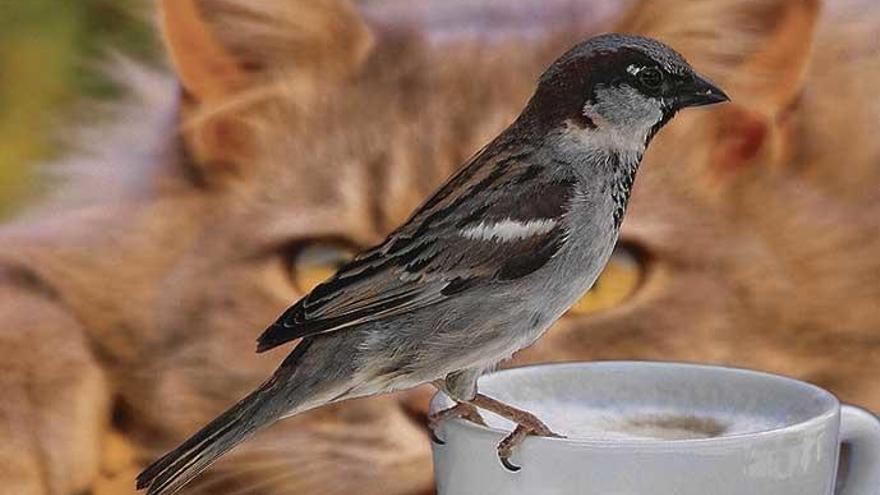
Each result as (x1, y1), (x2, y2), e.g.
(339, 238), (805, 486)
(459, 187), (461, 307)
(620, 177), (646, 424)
(430, 360), (841, 449)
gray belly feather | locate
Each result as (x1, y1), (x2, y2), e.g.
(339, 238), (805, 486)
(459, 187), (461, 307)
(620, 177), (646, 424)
(352, 196), (620, 394)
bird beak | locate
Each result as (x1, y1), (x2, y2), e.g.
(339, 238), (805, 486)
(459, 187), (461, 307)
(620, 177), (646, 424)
(675, 73), (729, 108)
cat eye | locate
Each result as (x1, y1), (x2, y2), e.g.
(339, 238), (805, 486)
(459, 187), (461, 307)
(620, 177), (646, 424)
(287, 241), (356, 294)
(566, 243), (645, 316)
(286, 240), (644, 313)
(637, 67), (664, 90)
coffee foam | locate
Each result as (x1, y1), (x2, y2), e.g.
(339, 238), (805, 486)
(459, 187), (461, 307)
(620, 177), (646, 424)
(480, 401), (783, 441)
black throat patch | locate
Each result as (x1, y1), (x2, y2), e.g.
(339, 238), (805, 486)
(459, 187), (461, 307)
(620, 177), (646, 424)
(608, 153), (641, 229)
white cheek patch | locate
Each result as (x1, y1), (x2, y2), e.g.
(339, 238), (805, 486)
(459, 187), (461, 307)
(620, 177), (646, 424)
(586, 85), (663, 130)
(460, 218), (557, 242)
(577, 84), (664, 153)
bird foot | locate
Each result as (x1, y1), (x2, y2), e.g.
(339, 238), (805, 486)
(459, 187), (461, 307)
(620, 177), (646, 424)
(496, 419), (563, 471)
(428, 402), (486, 445)
(469, 393), (564, 471)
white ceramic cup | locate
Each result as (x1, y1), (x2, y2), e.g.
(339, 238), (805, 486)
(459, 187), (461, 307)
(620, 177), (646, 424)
(430, 362), (880, 495)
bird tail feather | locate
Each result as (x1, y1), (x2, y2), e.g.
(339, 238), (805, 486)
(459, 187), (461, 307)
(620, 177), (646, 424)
(136, 379), (289, 495)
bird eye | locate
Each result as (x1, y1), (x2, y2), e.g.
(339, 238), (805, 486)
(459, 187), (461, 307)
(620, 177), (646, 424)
(637, 67), (664, 90)
(566, 243), (645, 316)
(284, 241), (356, 294)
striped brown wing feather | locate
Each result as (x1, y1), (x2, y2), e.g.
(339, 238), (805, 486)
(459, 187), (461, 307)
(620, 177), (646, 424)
(256, 151), (578, 352)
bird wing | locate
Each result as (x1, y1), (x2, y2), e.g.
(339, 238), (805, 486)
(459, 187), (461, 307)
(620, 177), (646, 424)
(256, 149), (579, 352)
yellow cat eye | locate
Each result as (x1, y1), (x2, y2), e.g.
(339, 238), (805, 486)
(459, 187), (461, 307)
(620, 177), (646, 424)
(290, 242), (356, 294)
(289, 241), (643, 314)
(567, 244), (644, 316)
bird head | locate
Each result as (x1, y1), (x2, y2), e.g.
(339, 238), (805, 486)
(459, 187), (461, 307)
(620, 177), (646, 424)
(521, 33), (729, 147)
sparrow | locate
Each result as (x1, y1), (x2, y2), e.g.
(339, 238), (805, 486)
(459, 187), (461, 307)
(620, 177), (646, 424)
(138, 33), (728, 494)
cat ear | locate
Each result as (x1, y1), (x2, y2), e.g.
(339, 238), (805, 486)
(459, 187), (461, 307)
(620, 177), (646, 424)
(157, 0), (374, 176)
(158, 0), (246, 103)
(618, 0), (820, 170)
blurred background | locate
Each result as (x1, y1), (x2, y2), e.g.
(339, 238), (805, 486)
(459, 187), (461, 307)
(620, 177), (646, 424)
(1, 1), (878, 494)
(0, 0), (156, 217)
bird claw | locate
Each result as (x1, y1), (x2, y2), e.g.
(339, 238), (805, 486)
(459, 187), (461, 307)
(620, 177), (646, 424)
(500, 455), (521, 472)
(429, 427), (446, 445)
(495, 422), (565, 473)
(427, 402), (484, 445)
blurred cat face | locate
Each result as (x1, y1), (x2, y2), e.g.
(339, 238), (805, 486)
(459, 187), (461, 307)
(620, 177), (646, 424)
(136, 1), (880, 493)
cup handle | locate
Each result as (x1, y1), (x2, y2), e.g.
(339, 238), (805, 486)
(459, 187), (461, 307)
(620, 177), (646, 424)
(837, 405), (880, 494)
